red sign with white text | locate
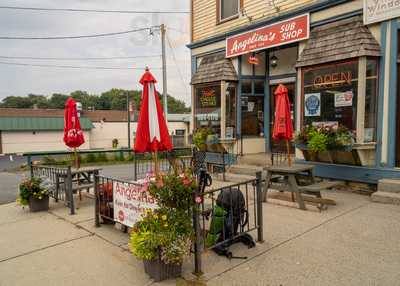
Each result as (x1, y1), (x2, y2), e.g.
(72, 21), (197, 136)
(226, 14), (310, 58)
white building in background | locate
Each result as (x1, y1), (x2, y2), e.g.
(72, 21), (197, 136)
(0, 108), (190, 154)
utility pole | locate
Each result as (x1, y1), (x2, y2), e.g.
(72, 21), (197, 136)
(126, 92), (131, 149)
(160, 24), (168, 121)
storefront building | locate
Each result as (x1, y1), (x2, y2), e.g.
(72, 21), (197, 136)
(189, 0), (400, 183)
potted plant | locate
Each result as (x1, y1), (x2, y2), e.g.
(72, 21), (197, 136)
(295, 125), (355, 164)
(17, 177), (49, 212)
(193, 128), (211, 151)
(112, 138), (119, 149)
(129, 172), (196, 282)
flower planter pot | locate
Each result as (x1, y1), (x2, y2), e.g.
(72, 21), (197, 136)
(317, 151), (334, 163)
(143, 258), (182, 282)
(29, 196), (49, 212)
(332, 150), (361, 166)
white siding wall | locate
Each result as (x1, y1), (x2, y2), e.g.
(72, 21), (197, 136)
(1, 130), (91, 154)
(0, 121), (190, 154)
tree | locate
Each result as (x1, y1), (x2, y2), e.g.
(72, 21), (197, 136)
(0, 96), (33, 108)
(48, 93), (69, 109)
(0, 89), (190, 113)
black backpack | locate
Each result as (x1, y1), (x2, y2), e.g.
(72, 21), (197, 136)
(212, 188), (256, 259)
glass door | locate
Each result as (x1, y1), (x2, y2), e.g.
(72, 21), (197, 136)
(270, 83), (295, 153)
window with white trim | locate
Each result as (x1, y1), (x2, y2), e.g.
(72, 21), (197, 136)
(219, 0), (240, 22)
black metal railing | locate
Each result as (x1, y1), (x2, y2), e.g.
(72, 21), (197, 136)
(31, 165), (69, 202)
(25, 147), (192, 181)
(94, 175), (145, 227)
(93, 169), (264, 276)
(193, 171), (264, 274)
(31, 165), (99, 215)
(132, 149), (192, 180)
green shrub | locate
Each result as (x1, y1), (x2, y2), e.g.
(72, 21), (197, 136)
(307, 130), (329, 153)
(85, 153), (97, 163)
(41, 156), (57, 165)
(96, 153), (108, 162)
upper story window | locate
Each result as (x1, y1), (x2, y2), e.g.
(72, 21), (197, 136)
(218, 0), (242, 23)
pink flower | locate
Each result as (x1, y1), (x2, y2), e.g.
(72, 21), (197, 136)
(141, 182), (149, 193)
(195, 196), (203, 204)
(156, 178), (164, 188)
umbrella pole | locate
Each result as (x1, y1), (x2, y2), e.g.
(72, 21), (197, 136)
(153, 151), (159, 176)
(74, 148), (80, 169)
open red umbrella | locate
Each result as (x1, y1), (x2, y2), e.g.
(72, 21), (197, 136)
(64, 97), (85, 167)
(272, 84), (293, 166)
(134, 68), (172, 172)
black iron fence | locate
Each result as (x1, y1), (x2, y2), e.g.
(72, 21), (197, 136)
(31, 165), (99, 215)
(132, 149), (192, 180)
(93, 169), (264, 276)
(25, 147), (192, 181)
(94, 175), (145, 228)
(193, 171), (264, 274)
(31, 165), (69, 202)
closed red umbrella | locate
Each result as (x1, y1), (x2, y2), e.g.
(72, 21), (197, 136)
(134, 69), (172, 173)
(64, 97), (85, 168)
(272, 84), (293, 165)
(64, 97), (85, 148)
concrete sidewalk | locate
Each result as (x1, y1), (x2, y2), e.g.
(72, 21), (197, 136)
(0, 190), (399, 286)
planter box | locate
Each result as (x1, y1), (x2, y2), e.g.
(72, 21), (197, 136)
(143, 258), (182, 282)
(296, 144), (362, 166)
(29, 196), (49, 212)
(317, 151), (334, 163)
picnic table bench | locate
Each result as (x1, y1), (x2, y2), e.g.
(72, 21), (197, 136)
(263, 164), (340, 210)
(32, 165), (101, 215)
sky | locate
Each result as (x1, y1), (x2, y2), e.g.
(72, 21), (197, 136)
(0, 0), (191, 105)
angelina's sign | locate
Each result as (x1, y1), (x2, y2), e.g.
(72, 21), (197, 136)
(226, 14), (310, 58)
(364, 0), (400, 24)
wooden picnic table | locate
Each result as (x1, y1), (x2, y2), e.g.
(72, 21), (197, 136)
(57, 167), (102, 214)
(263, 164), (338, 210)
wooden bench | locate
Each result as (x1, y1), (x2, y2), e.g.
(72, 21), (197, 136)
(298, 180), (341, 210)
(298, 180), (341, 194)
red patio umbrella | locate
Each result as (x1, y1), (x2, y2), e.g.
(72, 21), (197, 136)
(272, 84), (293, 166)
(64, 97), (85, 167)
(134, 68), (172, 173)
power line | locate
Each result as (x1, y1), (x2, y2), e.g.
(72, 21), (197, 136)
(0, 27), (151, 40)
(0, 55), (162, 61)
(166, 34), (190, 97)
(168, 27), (190, 35)
(0, 61), (162, 70)
(0, 6), (190, 14)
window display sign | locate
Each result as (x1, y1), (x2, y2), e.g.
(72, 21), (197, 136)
(198, 86), (219, 108)
(302, 60), (359, 132)
(113, 181), (158, 227)
(334, 91), (353, 107)
(364, 0), (400, 25)
(196, 113), (220, 121)
(313, 71), (353, 89)
(304, 93), (321, 117)
(226, 14), (310, 58)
